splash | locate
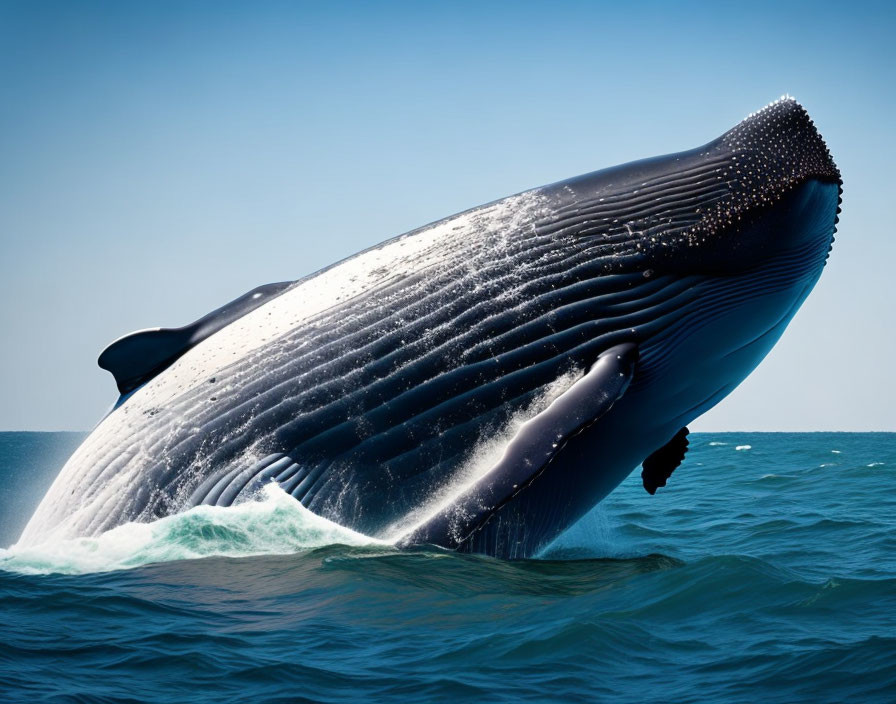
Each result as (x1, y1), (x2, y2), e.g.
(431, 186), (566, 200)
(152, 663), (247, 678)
(1, 484), (386, 576)
(383, 368), (582, 543)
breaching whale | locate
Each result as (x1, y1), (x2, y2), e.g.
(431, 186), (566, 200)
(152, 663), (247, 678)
(20, 98), (842, 558)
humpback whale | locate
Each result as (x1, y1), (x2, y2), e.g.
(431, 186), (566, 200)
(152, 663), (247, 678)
(20, 98), (842, 558)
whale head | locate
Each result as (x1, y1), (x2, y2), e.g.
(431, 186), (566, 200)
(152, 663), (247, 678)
(541, 96), (841, 278)
(532, 97), (841, 409)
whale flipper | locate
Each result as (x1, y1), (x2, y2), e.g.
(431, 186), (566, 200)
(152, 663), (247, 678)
(98, 282), (292, 395)
(398, 343), (638, 551)
(641, 427), (690, 495)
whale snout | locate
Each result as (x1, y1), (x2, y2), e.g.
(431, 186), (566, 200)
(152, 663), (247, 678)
(708, 96), (841, 230)
(536, 97), (841, 276)
(724, 97), (840, 191)
(633, 97), (842, 275)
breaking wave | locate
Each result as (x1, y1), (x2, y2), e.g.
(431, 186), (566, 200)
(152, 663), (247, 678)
(0, 484), (387, 576)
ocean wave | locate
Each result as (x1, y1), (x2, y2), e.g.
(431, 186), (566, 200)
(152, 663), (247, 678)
(3, 432), (895, 703)
(0, 484), (386, 576)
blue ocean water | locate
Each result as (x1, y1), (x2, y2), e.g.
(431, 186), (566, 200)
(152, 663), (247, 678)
(1, 432), (894, 702)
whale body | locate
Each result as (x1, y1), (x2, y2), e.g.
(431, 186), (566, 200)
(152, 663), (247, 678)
(20, 98), (842, 558)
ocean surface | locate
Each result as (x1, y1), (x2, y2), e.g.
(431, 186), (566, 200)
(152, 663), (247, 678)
(0, 431), (894, 702)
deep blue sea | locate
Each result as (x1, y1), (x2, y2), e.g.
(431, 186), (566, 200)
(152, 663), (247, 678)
(1, 431), (894, 702)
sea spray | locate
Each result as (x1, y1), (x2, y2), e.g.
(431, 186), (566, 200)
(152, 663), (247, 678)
(0, 483), (386, 576)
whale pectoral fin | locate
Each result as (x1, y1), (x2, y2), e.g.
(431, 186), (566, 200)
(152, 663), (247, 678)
(398, 343), (639, 551)
(99, 282), (292, 395)
(641, 427), (690, 495)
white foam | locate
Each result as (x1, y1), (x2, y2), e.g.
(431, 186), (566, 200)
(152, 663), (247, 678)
(382, 368), (581, 543)
(2, 484), (385, 576)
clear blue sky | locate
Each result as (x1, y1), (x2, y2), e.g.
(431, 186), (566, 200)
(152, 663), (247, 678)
(1, 0), (893, 431)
